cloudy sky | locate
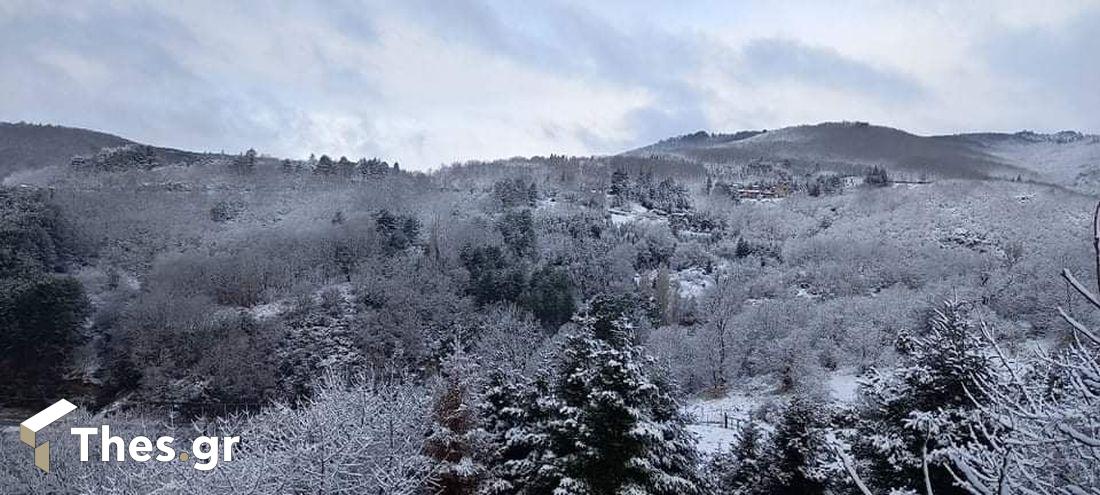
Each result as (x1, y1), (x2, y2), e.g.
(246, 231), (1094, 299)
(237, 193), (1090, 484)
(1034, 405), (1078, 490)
(1, 0), (1097, 169)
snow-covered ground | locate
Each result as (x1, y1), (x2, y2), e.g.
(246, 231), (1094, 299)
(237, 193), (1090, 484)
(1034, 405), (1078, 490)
(827, 369), (861, 402)
(684, 392), (762, 455)
(981, 133), (1100, 190)
(608, 201), (665, 226)
(688, 424), (740, 455)
(675, 267), (714, 300)
(250, 299), (293, 320)
(686, 370), (864, 455)
(686, 392), (761, 427)
(249, 282), (355, 320)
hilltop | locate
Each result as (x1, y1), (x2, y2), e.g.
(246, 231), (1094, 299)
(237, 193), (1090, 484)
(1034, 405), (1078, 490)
(0, 123), (134, 179)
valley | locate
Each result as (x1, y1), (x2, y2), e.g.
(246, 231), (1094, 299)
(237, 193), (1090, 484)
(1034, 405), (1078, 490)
(1, 121), (1098, 493)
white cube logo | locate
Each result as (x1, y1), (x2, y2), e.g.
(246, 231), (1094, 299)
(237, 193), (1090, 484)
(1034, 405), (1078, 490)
(20, 399), (77, 472)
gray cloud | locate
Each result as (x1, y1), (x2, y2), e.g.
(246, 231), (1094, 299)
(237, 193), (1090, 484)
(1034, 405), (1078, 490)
(0, 1), (1095, 168)
(391, 0), (709, 145)
(0, 3), (295, 153)
(738, 38), (924, 103)
(981, 6), (1100, 130)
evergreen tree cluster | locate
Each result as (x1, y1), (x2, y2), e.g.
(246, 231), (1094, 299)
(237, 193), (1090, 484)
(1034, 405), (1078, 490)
(458, 244), (575, 330)
(309, 154), (396, 177)
(805, 174), (844, 197)
(70, 144), (158, 172)
(498, 209), (536, 257)
(0, 188), (90, 399)
(608, 170), (692, 213)
(231, 148), (257, 175)
(276, 290), (364, 398)
(493, 178), (539, 209)
(374, 208), (422, 254)
(863, 165), (890, 187)
(437, 295), (705, 495)
(701, 299), (1004, 495)
(706, 397), (840, 495)
(852, 300), (990, 494)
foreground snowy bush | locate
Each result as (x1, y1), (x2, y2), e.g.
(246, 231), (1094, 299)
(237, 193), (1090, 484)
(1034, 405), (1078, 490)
(0, 375), (432, 494)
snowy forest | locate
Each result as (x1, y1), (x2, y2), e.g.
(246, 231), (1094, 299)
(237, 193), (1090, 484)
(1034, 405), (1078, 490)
(0, 121), (1099, 494)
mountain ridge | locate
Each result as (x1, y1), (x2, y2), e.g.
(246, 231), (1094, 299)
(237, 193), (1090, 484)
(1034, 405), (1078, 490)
(626, 121), (1100, 190)
(0, 122), (134, 179)
(5, 120), (1100, 193)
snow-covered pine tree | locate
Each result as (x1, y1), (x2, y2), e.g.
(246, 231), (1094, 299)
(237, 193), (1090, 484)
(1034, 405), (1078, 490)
(653, 177), (691, 213)
(527, 182), (538, 207)
(232, 148), (257, 174)
(708, 419), (766, 494)
(609, 169), (629, 197)
(527, 297), (704, 495)
(636, 171), (656, 209)
(336, 156), (355, 177)
(855, 299), (992, 494)
(497, 209), (536, 258)
(863, 165), (890, 187)
(654, 265), (675, 326)
(638, 366), (705, 494)
(477, 368), (548, 495)
(424, 345), (487, 495)
(313, 154), (335, 175)
(761, 394), (832, 495)
(276, 293), (365, 398)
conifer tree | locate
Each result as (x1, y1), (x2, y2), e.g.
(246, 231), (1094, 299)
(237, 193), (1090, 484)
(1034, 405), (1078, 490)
(863, 165), (890, 187)
(526, 182), (538, 207)
(498, 209), (536, 258)
(855, 299), (991, 494)
(359, 157), (389, 177)
(427, 218), (443, 266)
(762, 395), (831, 495)
(654, 265), (675, 326)
(336, 156), (355, 177)
(425, 346), (486, 495)
(276, 297), (364, 397)
(734, 237), (753, 259)
(477, 368), (548, 495)
(232, 148), (257, 174)
(522, 266), (576, 330)
(610, 169), (629, 197)
(709, 420), (766, 494)
(314, 154), (335, 175)
(634, 171), (657, 209)
(515, 298), (704, 494)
